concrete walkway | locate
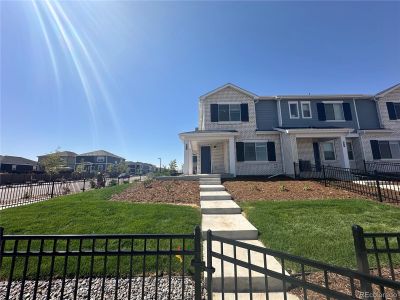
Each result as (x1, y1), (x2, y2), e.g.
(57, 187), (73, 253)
(199, 175), (297, 299)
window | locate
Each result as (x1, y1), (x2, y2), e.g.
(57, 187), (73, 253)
(324, 103), (344, 121)
(218, 104), (241, 122)
(301, 101), (312, 118)
(98, 165), (104, 171)
(244, 142), (268, 161)
(322, 142), (336, 160)
(289, 101), (299, 119)
(97, 156), (105, 163)
(395, 103), (400, 119)
(379, 141), (400, 159)
(12, 165), (16, 171)
(346, 142), (354, 160)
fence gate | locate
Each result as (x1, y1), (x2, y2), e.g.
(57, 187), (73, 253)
(205, 230), (400, 300)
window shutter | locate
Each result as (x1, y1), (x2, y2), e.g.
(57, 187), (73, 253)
(236, 142), (244, 162)
(386, 102), (397, 120)
(370, 140), (381, 160)
(210, 104), (219, 122)
(240, 104), (249, 122)
(267, 142), (276, 161)
(343, 103), (352, 121)
(317, 103), (326, 121)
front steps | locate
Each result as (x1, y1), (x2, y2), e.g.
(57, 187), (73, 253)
(199, 174), (295, 298)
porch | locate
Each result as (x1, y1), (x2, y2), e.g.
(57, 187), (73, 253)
(277, 127), (360, 175)
(179, 130), (239, 176)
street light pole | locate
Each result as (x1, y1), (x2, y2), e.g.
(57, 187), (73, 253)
(158, 158), (161, 173)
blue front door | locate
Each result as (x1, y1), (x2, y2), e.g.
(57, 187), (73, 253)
(201, 146), (211, 174)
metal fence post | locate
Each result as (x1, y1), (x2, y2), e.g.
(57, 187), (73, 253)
(352, 225), (373, 299)
(293, 162), (297, 179)
(0, 227), (3, 268)
(192, 226), (204, 300)
(82, 178), (86, 192)
(322, 165), (327, 187)
(206, 230), (215, 300)
(374, 170), (383, 202)
(50, 181), (55, 198)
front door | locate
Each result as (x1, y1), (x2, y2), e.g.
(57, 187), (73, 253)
(201, 146), (211, 174)
(313, 142), (322, 171)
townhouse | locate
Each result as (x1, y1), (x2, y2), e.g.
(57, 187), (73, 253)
(179, 83), (400, 177)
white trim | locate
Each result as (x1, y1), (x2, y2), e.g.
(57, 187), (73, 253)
(322, 100), (344, 104)
(277, 100), (282, 127)
(288, 101), (300, 119)
(199, 83), (258, 100)
(353, 99), (360, 130)
(255, 130), (280, 135)
(375, 83), (400, 98)
(300, 101), (312, 119)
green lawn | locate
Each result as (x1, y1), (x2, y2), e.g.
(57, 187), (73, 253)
(240, 199), (400, 270)
(0, 184), (201, 279)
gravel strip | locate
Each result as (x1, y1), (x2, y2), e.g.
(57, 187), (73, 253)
(0, 276), (207, 300)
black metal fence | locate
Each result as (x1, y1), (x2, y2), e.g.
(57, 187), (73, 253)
(294, 163), (400, 204)
(0, 227), (203, 300)
(0, 172), (96, 186)
(363, 161), (400, 176)
(353, 225), (400, 283)
(0, 177), (131, 210)
(206, 230), (400, 300)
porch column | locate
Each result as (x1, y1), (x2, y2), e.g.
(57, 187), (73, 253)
(228, 137), (236, 176)
(187, 142), (193, 175)
(339, 136), (350, 169)
(281, 134), (298, 176)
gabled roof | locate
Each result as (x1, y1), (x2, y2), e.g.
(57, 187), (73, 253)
(375, 83), (400, 98)
(78, 150), (124, 159)
(38, 151), (77, 158)
(199, 83), (258, 100)
(0, 155), (38, 166)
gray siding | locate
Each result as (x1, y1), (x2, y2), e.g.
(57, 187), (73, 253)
(355, 99), (380, 129)
(280, 100), (358, 129)
(255, 100), (279, 130)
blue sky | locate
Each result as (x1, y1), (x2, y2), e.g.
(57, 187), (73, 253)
(1, 1), (399, 167)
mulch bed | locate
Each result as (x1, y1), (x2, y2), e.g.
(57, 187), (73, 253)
(289, 267), (400, 299)
(112, 180), (199, 205)
(223, 179), (370, 202)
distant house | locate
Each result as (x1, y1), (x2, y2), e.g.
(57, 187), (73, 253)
(0, 155), (38, 173)
(126, 161), (157, 175)
(75, 150), (125, 173)
(38, 151), (77, 172)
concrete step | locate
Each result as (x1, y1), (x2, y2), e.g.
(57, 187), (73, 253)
(204, 240), (290, 293)
(212, 292), (299, 300)
(200, 180), (222, 185)
(197, 174), (221, 178)
(201, 200), (241, 214)
(200, 191), (231, 200)
(201, 214), (258, 240)
(200, 184), (226, 192)
(200, 177), (221, 181)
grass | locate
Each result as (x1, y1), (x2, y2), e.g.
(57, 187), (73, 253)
(240, 199), (400, 271)
(0, 184), (201, 279)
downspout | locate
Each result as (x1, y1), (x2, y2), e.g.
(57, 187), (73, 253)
(279, 132), (286, 174)
(277, 98), (283, 127)
(374, 96), (383, 129)
(353, 98), (360, 130)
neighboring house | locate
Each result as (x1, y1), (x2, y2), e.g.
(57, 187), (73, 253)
(179, 83), (400, 177)
(126, 161), (157, 175)
(0, 155), (38, 173)
(75, 150), (125, 172)
(38, 151), (77, 172)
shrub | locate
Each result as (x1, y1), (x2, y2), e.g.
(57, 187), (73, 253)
(278, 184), (288, 192)
(89, 179), (96, 189)
(143, 178), (153, 188)
(108, 179), (118, 187)
(303, 184), (312, 191)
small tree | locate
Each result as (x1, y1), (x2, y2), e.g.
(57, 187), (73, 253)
(169, 159), (178, 172)
(41, 151), (65, 176)
(116, 161), (128, 174)
(75, 158), (86, 173)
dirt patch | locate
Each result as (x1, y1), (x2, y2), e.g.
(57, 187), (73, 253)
(223, 179), (370, 201)
(289, 267), (400, 299)
(111, 180), (199, 205)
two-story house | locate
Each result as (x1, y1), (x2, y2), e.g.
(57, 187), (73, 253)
(38, 151), (77, 172)
(75, 150), (125, 172)
(179, 83), (400, 177)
